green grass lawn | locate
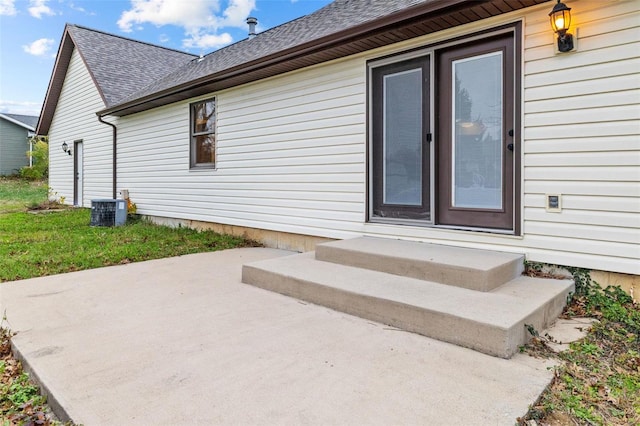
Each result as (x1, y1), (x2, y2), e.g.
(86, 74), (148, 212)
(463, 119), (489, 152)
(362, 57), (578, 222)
(0, 177), (48, 214)
(0, 178), (254, 282)
(0, 210), (253, 282)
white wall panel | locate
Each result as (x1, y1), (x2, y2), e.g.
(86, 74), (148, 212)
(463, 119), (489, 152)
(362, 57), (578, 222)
(116, 56), (367, 238)
(111, 0), (639, 274)
(48, 48), (113, 206)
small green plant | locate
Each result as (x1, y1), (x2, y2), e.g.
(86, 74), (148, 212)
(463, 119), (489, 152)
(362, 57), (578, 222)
(522, 264), (640, 425)
(127, 198), (137, 214)
(524, 261), (595, 296)
(4, 373), (43, 406)
(564, 266), (597, 297)
(1, 324), (73, 425)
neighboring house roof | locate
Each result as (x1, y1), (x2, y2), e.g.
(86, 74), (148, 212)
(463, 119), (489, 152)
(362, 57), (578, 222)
(0, 113), (37, 131)
(38, 0), (549, 133)
(37, 24), (197, 134)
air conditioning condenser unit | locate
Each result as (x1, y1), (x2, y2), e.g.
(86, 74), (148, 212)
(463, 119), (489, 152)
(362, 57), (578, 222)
(90, 199), (127, 227)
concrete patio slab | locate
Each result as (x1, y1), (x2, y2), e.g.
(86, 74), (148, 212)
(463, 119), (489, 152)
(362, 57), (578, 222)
(544, 318), (600, 353)
(1, 248), (556, 425)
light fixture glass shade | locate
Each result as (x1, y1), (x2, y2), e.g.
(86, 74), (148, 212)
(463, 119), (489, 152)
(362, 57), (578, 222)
(62, 141), (68, 152)
(549, 1), (571, 34)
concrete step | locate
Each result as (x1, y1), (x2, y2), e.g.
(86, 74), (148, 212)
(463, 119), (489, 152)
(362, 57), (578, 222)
(315, 237), (524, 292)
(242, 252), (574, 358)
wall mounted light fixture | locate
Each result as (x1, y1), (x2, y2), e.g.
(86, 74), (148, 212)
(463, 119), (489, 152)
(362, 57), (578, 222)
(61, 141), (72, 156)
(549, 0), (574, 52)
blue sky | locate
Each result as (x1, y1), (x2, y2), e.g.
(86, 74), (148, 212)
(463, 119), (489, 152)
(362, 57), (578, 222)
(0, 0), (333, 116)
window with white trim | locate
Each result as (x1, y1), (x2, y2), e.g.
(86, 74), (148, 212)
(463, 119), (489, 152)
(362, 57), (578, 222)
(190, 98), (216, 168)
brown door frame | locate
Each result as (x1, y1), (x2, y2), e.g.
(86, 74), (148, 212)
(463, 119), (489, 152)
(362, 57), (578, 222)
(73, 139), (83, 206)
(366, 23), (522, 234)
(370, 54), (431, 221)
(435, 29), (520, 232)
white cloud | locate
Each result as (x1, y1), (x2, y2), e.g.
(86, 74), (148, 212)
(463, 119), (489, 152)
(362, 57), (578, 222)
(118, 0), (218, 33)
(183, 32), (232, 50)
(118, 0), (256, 50)
(221, 0), (255, 27)
(68, 2), (85, 12)
(0, 0), (16, 16)
(68, 2), (96, 16)
(28, 0), (56, 19)
(0, 100), (42, 116)
(22, 38), (55, 56)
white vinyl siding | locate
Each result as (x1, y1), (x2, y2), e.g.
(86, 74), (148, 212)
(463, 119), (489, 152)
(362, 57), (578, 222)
(112, 0), (639, 274)
(521, 0), (640, 274)
(48, 48), (112, 206)
(360, 0), (639, 274)
(117, 58), (366, 238)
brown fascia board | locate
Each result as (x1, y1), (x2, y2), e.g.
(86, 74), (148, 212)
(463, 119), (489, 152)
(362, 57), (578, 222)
(37, 25), (113, 135)
(99, 0), (481, 117)
(36, 26), (75, 135)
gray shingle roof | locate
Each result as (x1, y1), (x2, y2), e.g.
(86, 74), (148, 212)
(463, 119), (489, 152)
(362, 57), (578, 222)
(67, 25), (197, 106)
(115, 0), (428, 106)
(39, 0), (545, 126)
(2, 113), (38, 129)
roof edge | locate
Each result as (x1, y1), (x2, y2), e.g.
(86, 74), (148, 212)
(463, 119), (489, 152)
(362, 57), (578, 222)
(0, 114), (36, 131)
(99, 0), (475, 117)
(36, 24), (75, 135)
(70, 24), (198, 58)
(37, 24), (198, 135)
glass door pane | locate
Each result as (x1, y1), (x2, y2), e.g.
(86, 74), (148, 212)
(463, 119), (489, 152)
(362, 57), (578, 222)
(451, 51), (503, 209)
(370, 55), (430, 221)
(383, 68), (423, 206)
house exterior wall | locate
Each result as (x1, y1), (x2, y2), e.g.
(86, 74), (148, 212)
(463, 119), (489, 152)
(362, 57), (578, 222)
(48, 48), (113, 205)
(116, 56), (365, 235)
(101, 0), (639, 275)
(0, 119), (29, 175)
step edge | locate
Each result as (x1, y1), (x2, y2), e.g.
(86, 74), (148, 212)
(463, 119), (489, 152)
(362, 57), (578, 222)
(242, 264), (517, 358)
(317, 237), (525, 267)
(315, 244), (524, 289)
(242, 256), (569, 328)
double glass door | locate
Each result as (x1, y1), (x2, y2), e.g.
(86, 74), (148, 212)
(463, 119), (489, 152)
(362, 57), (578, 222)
(370, 31), (517, 231)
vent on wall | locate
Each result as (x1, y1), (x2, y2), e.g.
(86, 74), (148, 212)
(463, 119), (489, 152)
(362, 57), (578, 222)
(90, 199), (127, 226)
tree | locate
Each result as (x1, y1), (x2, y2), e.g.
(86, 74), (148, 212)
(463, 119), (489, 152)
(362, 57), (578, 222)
(20, 136), (49, 180)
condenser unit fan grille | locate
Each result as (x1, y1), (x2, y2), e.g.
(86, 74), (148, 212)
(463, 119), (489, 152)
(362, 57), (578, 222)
(90, 199), (127, 226)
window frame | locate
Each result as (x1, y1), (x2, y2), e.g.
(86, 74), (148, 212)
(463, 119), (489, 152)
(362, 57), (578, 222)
(190, 97), (216, 169)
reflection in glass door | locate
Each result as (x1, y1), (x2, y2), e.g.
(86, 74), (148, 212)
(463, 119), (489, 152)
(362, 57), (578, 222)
(437, 33), (516, 231)
(452, 51), (503, 209)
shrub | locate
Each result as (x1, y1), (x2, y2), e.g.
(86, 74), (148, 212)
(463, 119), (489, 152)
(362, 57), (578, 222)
(19, 138), (48, 180)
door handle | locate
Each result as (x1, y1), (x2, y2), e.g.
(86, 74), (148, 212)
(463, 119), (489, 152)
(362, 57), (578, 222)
(507, 143), (514, 152)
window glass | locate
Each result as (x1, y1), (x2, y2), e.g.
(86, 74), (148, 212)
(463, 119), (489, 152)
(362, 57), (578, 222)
(191, 98), (216, 167)
(382, 68), (422, 206)
(451, 52), (503, 209)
